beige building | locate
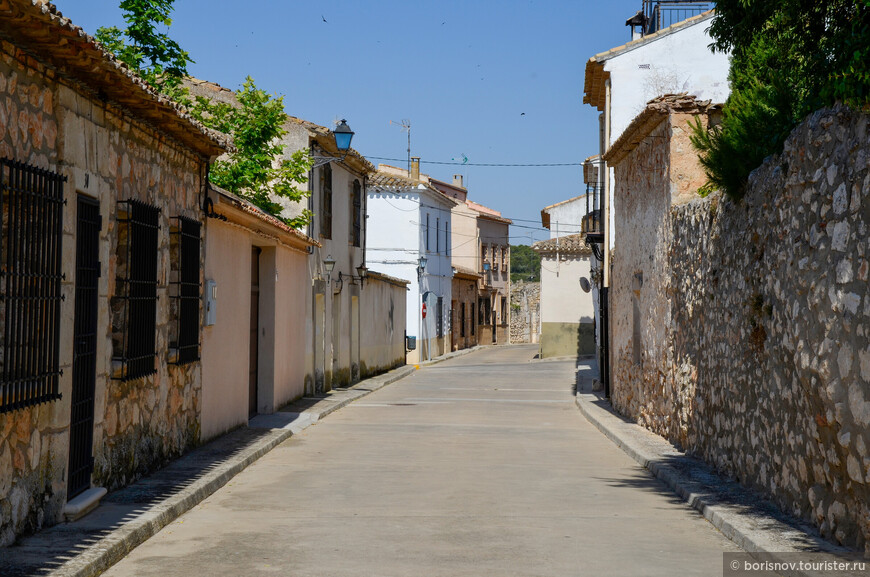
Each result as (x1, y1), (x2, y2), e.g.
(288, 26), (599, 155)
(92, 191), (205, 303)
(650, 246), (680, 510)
(430, 178), (512, 346)
(532, 235), (596, 358)
(186, 80), (405, 392)
(0, 1), (227, 545)
(200, 186), (317, 440)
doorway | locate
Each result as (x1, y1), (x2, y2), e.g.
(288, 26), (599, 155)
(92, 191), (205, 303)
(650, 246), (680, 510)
(249, 246), (261, 418)
(68, 196), (100, 499)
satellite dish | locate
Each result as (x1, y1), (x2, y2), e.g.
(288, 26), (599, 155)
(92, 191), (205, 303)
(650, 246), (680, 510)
(579, 277), (591, 293)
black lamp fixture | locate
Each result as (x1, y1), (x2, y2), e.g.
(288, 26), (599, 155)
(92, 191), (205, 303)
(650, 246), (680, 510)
(338, 264), (369, 289)
(312, 119), (355, 168)
(417, 255), (428, 279)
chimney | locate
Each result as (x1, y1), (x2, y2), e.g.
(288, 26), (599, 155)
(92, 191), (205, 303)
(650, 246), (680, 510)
(453, 174), (464, 188)
(410, 157), (420, 181)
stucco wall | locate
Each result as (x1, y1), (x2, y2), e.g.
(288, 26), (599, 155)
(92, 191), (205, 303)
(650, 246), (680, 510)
(546, 196), (588, 239)
(611, 106), (870, 551)
(360, 275), (407, 377)
(540, 254), (595, 358)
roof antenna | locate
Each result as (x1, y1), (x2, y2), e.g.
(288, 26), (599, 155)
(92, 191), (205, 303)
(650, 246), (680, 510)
(390, 119), (411, 175)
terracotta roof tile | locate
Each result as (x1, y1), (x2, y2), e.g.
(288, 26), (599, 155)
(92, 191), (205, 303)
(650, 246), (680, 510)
(532, 233), (592, 256)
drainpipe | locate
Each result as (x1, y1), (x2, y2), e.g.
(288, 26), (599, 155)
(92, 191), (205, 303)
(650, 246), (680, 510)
(601, 78), (612, 399)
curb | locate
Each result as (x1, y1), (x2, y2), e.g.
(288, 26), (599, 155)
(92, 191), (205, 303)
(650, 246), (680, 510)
(574, 392), (858, 576)
(417, 345), (484, 368)
(51, 362), (420, 577)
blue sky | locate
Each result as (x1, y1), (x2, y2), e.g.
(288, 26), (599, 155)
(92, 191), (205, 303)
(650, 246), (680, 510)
(58, 0), (651, 244)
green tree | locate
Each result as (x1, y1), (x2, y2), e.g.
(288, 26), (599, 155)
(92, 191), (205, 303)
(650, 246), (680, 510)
(692, 0), (870, 200)
(96, 0), (313, 227)
(510, 244), (541, 283)
(95, 0), (192, 102)
(189, 78), (313, 228)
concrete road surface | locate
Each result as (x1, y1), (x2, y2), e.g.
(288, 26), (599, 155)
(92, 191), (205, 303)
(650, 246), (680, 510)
(103, 345), (738, 577)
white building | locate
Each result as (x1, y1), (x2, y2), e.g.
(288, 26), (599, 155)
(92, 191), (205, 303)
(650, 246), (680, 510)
(541, 195), (588, 239)
(366, 164), (457, 363)
(583, 9), (730, 256)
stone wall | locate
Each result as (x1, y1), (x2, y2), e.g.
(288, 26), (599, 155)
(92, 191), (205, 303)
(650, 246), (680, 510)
(510, 281), (540, 343)
(612, 105), (870, 550)
(0, 39), (207, 545)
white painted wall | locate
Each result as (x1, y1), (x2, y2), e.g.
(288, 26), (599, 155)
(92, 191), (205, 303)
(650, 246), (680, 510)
(603, 16), (730, 247)
(366, 187), (454, 362)
(546, 196), (589, 239)
(540, 254), (595, 324)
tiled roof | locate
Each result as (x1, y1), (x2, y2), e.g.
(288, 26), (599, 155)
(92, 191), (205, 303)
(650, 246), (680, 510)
(603, 93), (719, 166)
(2, 1), (228, 157)
(368, 270), (412, 287)
(583, 10), (715, 111)
(532, 233), (592, 256)
(369, 170), (458, 207)
(209, 184), (319, 248)
(452, 265), (481, 280)
(467, 200), (512, 225)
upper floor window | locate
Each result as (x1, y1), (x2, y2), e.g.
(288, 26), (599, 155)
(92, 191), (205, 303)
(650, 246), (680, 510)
(350, 179), (362, 247)
(0, 160), (65, 413)
(426, 213), (430, 252)
(320, 164), (332, 239)
(436, 217), (440, 253)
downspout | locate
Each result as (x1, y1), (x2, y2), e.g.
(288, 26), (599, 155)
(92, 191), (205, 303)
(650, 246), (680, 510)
(602, 78), (612, 399)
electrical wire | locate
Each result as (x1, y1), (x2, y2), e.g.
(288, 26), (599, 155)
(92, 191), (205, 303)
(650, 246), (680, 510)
(368, 156), (584, 167)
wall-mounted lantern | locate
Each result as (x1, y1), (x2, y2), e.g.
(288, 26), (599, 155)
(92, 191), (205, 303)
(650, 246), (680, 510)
(312, 119), (356, 168)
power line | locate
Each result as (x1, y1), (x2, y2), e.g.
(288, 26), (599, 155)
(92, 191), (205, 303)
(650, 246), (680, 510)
(368, 156), (584, 167)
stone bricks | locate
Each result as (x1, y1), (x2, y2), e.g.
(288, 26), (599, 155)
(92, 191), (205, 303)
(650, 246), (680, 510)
(611, 105), (870, 552)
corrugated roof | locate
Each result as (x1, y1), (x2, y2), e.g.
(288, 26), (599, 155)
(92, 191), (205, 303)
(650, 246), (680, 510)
(532, 233), (592, 256)
(1, 0), (228, 157)
(583, 10), (715, 111)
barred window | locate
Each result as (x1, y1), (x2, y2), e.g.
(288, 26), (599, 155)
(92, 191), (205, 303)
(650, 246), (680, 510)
(0, 160), (65, 413)
(170, 216), (201, 365)
(114, 200), (159, 381)
(436, 296), (444, 338)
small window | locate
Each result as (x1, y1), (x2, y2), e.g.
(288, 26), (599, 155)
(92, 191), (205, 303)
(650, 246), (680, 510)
(320, 164), (332, 239)
(500, 297), (507, 325)
(426, 213), (430, 251)
(460, 302), (466, 337)
(446, 221), (451, 257)
(436, 217), (440, 253)
(114, 199), (160, 381)
(170, 215), (201, 365)
(481, 243), (487, 271)
(470, 303), (475, 336)
(0, 160), (65, 413)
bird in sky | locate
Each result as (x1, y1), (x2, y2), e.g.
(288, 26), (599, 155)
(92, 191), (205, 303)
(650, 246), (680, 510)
(321, 15), (328, 23)
(521, 112), (526, 116)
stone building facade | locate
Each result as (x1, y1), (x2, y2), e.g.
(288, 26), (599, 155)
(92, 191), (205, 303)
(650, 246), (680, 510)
(608, 99), (870, 551)
(510, 281), (540, 344)
(0, 2), (225, 545)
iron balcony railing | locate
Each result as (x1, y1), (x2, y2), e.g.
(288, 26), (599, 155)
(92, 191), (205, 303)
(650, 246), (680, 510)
(642, 1), (714, 35)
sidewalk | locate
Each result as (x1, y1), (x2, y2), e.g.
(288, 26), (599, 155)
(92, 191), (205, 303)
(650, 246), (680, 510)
(574, 361), (863, 576)
(0, 357), (447, 577)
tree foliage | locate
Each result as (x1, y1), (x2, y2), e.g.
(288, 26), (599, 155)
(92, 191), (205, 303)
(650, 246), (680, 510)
(692, 0), (870, 200)
(96, 0), (313, 227)
(510, 244), (541, 283)
(95, 0), (192, 102)
(189, 78), (313, 228)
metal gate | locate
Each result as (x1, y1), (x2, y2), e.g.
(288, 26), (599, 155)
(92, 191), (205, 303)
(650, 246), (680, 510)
(68, 196), (100, 499)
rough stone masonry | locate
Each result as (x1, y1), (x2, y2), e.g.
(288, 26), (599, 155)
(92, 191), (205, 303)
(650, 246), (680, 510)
(612, 105), (870, 551)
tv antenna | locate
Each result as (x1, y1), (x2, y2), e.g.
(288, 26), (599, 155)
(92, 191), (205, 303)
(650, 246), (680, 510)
(390, 119), (411, 174)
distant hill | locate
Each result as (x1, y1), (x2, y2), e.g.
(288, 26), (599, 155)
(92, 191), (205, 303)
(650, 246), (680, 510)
(510, 244), (541, 282)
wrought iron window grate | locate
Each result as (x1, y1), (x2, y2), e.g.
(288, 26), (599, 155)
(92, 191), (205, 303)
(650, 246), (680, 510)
(170, 215), (201, 365)
(115, 200), (159, 381)
(0, 159), (66, 414)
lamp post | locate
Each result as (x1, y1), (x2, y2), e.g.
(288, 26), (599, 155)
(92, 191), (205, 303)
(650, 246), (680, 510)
(323, 254), (336, 280)
(312, 119), (356, 168)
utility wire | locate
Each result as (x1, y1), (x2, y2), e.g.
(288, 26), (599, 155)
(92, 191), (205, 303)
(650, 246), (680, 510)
(368, 156), (584, 167)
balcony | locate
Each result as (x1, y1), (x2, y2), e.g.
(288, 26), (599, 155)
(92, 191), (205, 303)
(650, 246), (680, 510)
(635, 1), (715, 36)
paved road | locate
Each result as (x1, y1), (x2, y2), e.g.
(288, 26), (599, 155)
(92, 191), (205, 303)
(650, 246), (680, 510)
(103, 345), (738, 577)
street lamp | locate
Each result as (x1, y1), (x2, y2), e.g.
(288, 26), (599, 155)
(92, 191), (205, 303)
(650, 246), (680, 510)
(312, 119), (356, 168)
(323, 254), (336, 280)
(417, 255), (428, 280)
(356, 264), (369, 284)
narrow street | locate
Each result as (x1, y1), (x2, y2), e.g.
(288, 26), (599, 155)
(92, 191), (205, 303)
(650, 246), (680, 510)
(103, 345), (737, 577)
